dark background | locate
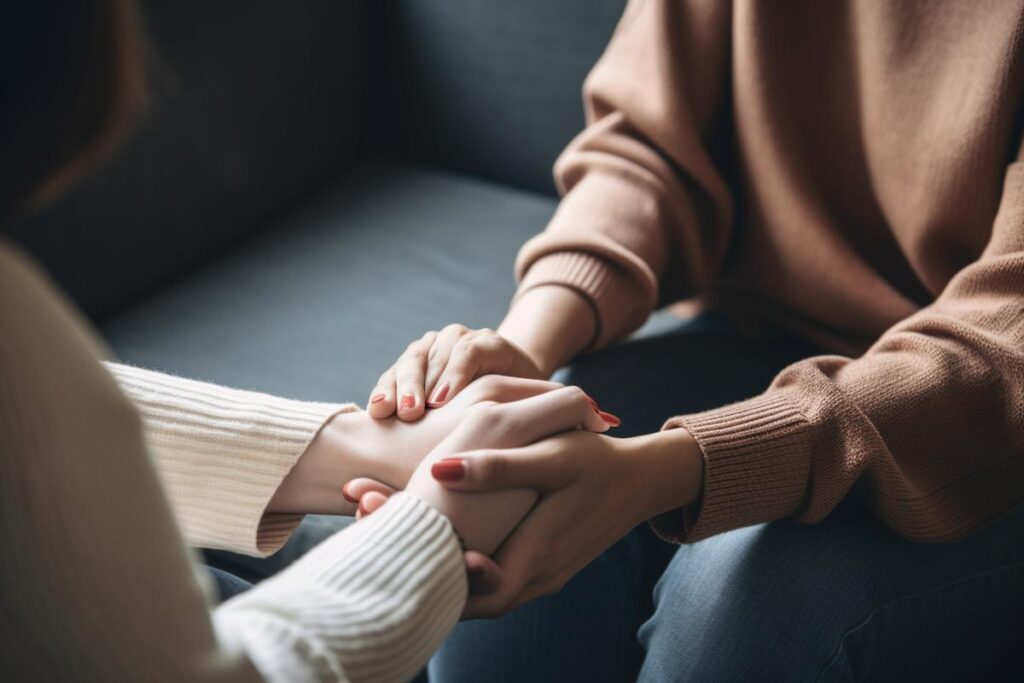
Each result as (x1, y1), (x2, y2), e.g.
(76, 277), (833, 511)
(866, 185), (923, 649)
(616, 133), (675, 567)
(9, 0), (629, 401)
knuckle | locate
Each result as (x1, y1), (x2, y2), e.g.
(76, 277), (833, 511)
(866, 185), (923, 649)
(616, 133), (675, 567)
(562, 385), (589, 405)
(465, 402), (498, 424)
(478, 454), (508, 483)
(404, 342), (429, 362)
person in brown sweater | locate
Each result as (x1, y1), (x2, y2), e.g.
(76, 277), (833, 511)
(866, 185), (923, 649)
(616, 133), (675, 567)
(359, 0), (1024, 679)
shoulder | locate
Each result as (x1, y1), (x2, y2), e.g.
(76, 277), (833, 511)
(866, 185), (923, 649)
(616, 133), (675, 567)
(0, 240), (139, 440)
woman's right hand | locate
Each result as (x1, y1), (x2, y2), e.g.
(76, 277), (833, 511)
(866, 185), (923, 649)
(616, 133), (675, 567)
(367, 325), (545, 421)
(368, 286), (599, 421)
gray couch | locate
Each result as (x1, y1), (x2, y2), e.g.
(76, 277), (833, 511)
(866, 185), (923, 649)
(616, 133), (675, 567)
(12, 0), (627, 402)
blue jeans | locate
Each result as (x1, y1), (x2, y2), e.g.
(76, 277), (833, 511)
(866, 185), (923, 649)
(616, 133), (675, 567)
(430, 314), (1024, 682)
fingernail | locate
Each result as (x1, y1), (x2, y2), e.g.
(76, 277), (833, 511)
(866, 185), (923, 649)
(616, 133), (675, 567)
(400, 394), (415, 411)
(357, 500), (369, 517)
(430, 383), (450, 405)
(431, 458), (467, 481)
(598, 410), (622, 427)
(370, 393), (386, 405)
(342, 486), (358, 504)
(468, 566), (485, 580)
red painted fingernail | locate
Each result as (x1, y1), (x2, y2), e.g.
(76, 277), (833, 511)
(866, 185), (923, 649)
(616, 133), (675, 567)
(400, 394), (415, 411)
(342, 486), (358, 504)
(430, 383), (450, 405)
(431, 458), (467, 481)
(370, 393), (386, 405)
(598, 410), (622, 427)
(468, 566), (485, 580)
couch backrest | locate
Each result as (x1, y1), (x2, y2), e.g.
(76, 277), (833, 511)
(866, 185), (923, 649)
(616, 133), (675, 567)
(10, 0), (626, 321)
(365, 0), (626, 196)
(10, 0), (364, 321)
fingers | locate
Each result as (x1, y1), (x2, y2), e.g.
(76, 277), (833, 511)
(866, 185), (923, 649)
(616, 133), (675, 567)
(425, 324), (467, 406)
(394, 331), (437, 421)
(478, 385), (611, 444)
(432, 441), (575, 493)
(342, 477), (397, 504)
(460, 375), (565, 405)
(367, 367), (397, 418)
(433, 331), (506, 404)
(463, 551), (502, 596)
(356, 491), (389, 518)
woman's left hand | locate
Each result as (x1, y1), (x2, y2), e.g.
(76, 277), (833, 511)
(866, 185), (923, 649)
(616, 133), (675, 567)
(349, 426), (704, 616)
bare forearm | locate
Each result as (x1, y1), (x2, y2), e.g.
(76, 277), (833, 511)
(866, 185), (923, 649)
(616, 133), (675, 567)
(498, 285), (597, 376)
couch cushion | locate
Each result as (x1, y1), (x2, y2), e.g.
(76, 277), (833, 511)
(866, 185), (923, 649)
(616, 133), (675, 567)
(102, 162), (555, 403)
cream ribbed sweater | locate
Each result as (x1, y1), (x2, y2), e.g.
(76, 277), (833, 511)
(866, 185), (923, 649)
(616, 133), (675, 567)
(0, 241), (465, 682)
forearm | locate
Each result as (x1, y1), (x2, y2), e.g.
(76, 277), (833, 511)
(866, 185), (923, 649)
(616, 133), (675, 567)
(498, 285), (597, 376)
(108, 362), (352, 555)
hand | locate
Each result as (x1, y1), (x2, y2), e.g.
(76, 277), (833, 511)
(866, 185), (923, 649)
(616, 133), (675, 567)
(428, 427), (703, 618)
(269, 376), (573, 515)
(367, 325), (545, 422)
(403, 386), (616, 554)
(348, 386), (619, 588)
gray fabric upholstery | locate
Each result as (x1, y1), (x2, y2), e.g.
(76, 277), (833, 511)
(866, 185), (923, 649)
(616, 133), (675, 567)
(102, 162), (555, 403)
(366, 0), (627, 196)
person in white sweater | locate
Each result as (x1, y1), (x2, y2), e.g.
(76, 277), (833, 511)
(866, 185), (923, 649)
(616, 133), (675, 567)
(0, 2), (617, 681)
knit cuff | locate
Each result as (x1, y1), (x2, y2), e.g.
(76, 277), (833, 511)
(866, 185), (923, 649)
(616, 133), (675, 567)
(216, 493), (466, 683)
(652, 391), (812, 542)
(514, 172), (662, 349)
(107, 363), (355, 556)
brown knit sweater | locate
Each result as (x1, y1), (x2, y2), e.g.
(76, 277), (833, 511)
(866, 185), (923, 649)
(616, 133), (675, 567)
(515, 0), (1024, 543)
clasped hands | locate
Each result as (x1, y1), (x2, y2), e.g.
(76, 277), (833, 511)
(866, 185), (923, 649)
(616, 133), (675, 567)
(274, 325), (703, 619)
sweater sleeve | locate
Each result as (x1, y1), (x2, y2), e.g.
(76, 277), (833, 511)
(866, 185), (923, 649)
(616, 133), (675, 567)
(215, 493), (466, 683)
(106, 363), (355, 557)
(1, 242), (466, 682)
(654, 158), (1024, 544)
(515, 0), (735, 348)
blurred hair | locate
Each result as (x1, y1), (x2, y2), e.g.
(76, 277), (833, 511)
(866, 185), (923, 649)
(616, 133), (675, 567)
(0, 0), (147, 220)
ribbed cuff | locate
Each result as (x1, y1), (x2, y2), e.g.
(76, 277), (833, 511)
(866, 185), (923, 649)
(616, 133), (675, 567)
(216, 493), (466, 683)
(653, 391), (812, 542)
(107, 363), (354, 556)
(514, 171), (664, 348)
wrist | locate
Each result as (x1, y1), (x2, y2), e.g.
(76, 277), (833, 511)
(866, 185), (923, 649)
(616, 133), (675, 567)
(499, 285), (596, 375)
(625, 428), (703, 520)
(267, 410), (409, 515)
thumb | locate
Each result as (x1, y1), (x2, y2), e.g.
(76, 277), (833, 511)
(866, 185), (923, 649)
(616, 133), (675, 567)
(430, 443), (574, 493)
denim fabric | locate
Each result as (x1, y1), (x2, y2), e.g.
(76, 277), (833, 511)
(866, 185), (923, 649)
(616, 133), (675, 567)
(206, 567), (252, 604)
(430, 314), (1024, 682)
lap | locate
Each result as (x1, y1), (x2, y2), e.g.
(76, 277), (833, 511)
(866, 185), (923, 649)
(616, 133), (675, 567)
(432, 314), (820, 681)
(641, 505), (1024, 682)
(431, 314), (1024, 681)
